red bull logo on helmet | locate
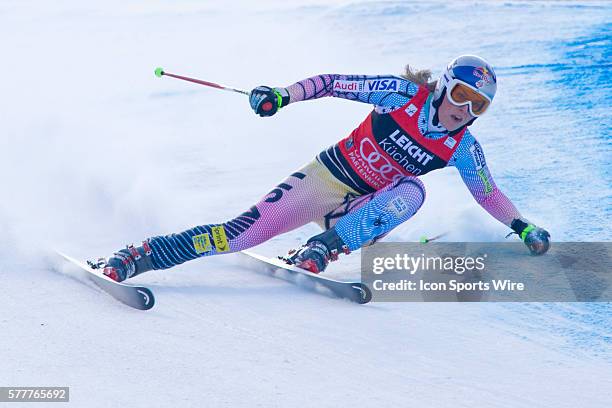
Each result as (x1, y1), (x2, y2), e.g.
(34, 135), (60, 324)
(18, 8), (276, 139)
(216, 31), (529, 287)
(473, 66), (494, 88)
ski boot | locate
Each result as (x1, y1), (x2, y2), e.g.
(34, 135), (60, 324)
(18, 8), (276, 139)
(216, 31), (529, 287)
(88, 241), (155, 282)
(282, 228), (350, 273)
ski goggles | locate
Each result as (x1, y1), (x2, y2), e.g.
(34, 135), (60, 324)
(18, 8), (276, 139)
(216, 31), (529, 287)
(446, 79), (492, 117)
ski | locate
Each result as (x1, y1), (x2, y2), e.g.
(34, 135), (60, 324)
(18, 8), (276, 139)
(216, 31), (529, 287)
(55, 251), (155, 310)
(238, 251), (372, 304)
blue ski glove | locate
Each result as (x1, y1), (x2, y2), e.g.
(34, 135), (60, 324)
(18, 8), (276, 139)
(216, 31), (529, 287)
(249, 86), (290, 117)
(510, 219), (551, 255)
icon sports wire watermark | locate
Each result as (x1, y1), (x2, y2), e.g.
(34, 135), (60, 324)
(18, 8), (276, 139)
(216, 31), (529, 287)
(361, 243), (611, 302)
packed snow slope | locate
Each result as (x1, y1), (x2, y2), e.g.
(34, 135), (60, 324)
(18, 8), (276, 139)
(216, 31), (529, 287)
(1, 1), (610, 407)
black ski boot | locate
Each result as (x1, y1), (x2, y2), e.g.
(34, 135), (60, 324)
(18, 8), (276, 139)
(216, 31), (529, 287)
(283, 228), (350, 273)
(89, 241), (155, 282)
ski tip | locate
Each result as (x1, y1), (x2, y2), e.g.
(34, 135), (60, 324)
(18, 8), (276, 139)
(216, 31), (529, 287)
(352, 283), (373, 304)
(136, 287), (156, 310)
(154, 67), (165, 78)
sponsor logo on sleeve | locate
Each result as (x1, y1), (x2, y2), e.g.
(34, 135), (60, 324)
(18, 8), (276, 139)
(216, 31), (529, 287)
(333, 80), (363, 92)
(192, 233), (212, 254)
(477, 169), (493, 195)
(211, 226), (230, 252)
(333, 78), (400, 93)
(405, 103), (418, 117)
(469, 144), (486, 170)
(364, 79), (399, 92)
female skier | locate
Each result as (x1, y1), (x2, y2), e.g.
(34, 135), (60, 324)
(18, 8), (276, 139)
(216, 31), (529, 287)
(97, 55), (551, 282)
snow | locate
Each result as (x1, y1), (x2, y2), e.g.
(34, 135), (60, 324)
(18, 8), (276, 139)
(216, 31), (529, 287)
(1, 0), (610, 407)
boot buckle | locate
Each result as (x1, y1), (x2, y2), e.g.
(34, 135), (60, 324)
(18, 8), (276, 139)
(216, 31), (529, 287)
(142, 240), (153, 256)
(329, 249), (339, 262)
(127, 244), (141, 261)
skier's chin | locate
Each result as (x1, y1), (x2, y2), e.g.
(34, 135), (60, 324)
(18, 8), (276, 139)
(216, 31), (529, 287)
(441, 121), (463, 132)
(440, 114), (469, 132)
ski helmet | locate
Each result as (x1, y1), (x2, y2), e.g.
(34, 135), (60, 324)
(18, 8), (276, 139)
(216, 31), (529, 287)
(434, 55), (497, 117)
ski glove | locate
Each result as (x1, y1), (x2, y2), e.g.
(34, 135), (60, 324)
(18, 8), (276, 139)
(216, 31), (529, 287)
(510, 219), (551, 256)
(249, 86), (290, 117)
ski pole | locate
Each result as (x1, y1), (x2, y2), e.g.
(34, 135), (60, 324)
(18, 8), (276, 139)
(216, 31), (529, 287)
(419, 232), (448, 243)
(154, 67), (250, 96)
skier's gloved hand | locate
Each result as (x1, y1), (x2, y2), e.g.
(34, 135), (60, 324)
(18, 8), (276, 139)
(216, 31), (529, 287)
(249, 86), (290, 117)
(510, 219), (551, 256)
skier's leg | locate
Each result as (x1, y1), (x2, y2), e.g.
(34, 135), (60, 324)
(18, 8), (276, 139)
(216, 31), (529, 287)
(287, 176), (425, 272)
(100, 160), (358, 281)
(332, 176), (425, 249)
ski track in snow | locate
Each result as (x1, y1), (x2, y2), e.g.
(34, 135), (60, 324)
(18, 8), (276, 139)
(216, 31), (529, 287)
(1, 1), (610, 407)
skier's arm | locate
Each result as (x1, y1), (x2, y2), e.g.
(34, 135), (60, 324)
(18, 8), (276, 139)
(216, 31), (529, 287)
(450, 134), (525, 227)
(450, 133), (550, 254)
(249, 74), (418, 116)
(284, 74), (418, 107)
